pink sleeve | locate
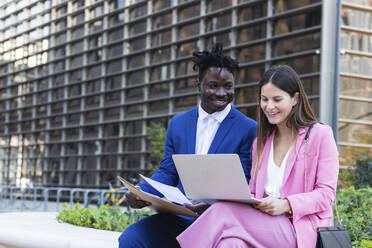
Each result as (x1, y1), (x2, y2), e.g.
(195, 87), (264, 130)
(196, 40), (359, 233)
(249, 138), (257, 196)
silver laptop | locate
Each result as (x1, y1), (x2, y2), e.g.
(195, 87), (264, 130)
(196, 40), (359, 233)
(172, 154), (260, 204)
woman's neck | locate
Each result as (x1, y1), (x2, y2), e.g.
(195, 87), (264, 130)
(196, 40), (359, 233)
(276, 122), (294, 140)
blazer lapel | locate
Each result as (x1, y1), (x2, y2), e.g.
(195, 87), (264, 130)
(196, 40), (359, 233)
(255, 131), (275, 198)
(208, 108), (236, 154)
(186, 108), (198, 154)
(281, 127), (307, 187)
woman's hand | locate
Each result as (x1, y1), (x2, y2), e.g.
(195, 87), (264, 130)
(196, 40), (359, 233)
(184, 201), (210, 216)
(254, 197), (291, 216)
(125, 187), (152, 209)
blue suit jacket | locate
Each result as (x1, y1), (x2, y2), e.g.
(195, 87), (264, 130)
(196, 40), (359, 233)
(139, 106), (257, 197)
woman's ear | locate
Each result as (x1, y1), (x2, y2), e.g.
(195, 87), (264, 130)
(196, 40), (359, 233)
(293, 92), (299, 107)
(196, 80), (201, 91)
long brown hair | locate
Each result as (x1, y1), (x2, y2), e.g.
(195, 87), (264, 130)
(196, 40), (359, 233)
(253, 65), (317, 182)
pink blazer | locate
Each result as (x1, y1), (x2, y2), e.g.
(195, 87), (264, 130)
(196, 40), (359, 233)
(249, 123), (339, 248)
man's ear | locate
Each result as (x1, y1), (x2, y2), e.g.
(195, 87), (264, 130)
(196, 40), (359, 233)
(196, 80), (201, 91)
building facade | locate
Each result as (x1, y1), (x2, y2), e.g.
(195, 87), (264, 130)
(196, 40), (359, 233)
(0, 0), (370, 188)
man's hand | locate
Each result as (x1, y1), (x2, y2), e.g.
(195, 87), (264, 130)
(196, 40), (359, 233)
(254, 197), (291, 216)
(125, 187), (152, 209)
(184, 201), (210, 215)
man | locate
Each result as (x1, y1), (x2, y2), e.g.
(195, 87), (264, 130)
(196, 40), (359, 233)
(118, 44), (257, 248)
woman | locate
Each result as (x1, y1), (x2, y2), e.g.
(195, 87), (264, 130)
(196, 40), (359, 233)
(176, 65), (339, 248)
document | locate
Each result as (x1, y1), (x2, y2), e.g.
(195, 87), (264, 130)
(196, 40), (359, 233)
(139, 174), (191, 205)
(118, 176), (198, 217)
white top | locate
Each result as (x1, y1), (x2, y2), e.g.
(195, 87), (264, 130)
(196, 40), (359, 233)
(195, 104), (231, 154)
(264, 138), (292, 198)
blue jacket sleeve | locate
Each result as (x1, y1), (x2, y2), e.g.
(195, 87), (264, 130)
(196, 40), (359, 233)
(238, 123), (257, 183)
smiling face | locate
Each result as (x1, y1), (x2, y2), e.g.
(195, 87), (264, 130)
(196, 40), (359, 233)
(260, 82), (298, 128)
(198, 67), (234, 114)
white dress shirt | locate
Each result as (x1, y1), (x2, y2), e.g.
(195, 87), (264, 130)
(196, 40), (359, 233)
(264, 138), (292, 198)
(195, 104), (231, 154)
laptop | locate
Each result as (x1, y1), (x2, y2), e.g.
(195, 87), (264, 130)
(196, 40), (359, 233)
(172, 154), (260, 204)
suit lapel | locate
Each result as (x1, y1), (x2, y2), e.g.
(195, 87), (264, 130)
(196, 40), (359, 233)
(281, 127), (307, 187)
(186, 108), (198, 154)
(208, 108), (236, 154)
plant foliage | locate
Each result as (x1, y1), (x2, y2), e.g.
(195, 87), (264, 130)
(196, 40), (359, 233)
(146, 123), (166, 172)
(57, 203), (154, 232)
(353, 155), (372, 189)
(336, 187), (372, 247)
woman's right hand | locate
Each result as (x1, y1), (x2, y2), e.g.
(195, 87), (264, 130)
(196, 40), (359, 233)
(125, 188), (152, 209)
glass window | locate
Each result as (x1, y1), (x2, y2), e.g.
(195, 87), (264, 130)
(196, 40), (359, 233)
(175, 78), (196, 94)
(70, 69), (83, 82)
(56, 5), (67, 17)
(150, 65), (170, 81)
(150, 83), (169, 98)
(273, 11), (321, 36)
(206, 0), (232, 12)
(53, 88), (64, 100)
(151, 47), (170, 63)
(206, 12), (232, 32)
(71, 55), (84, 68)
(109, 0), (125, 11)
(340, 31), (372, 53)
(174, 95), (197, 112)
(88, 49), (102, 63)
(90, 5), (104, 19)
(55, 19), (67, 31)
(177, 40), (199, 58)
(205, 32), (232, 48)
(69, 84), (81, 96)
(238, 2), (267, 23)
(68, 98), (81, 111)
(72, 12), (85, 25)
(236, 106), (257, 120)
(273, 0), (321, 13)
(87, 65), (101, 79)
(125, 104), (143, 118)
(126, 87), (144, 102)
(178, 4), (200, 21)
(273, 54), (320, 75)
(339, 100), (372, 121)
(237, 44), (265, 63)
(66, 128), (79, 140)
(67, 113), (80, 125)
(130, 4), (147, 19)
(152, 12), (172, 30)
(71, 41), (84, 54)
(86, 80), (101, 94)
(178, 22), (200, 40)
(302, 76), (319, 95)
(239, 65), (265, 84)
(86, 95), (100, 108)
(109, 12), (125, 26)
(55, 32), (66, 46)
(85, 110), (99, 123)
(105, 91), (121, 105)
(123, 137), (141, 152)
(108, 28), (123, 42)
(341, 7), (372, 30)
(237, 23), (266, 43)
(107, 75), (122, 89)
(151, 30), (171, 46)
(129, 37), (146, 52)
(51, 102), (63, 114)
(72, 0), (85, 10)
(104, 107), (120, 120)
(104, 123), (119, 137)
(54, 46), (66, 59)
(89, 35), (102, 48)
(127, 71), (145, 85)
(338, 146), (372, 166)
(130, 21), (146, 36)
(176, 61), (193, 76)
(149, 100), (168, 115)
(89, 20), (103, 33)
(107, 59), (122, 74)
(339, 123), (372, 145)
(108, 44), (123, 58)
(340, 77), (372, 98)
(234, 85), (259, 105)
(153, 0), (172, 12)
(340, 54), (371, 76)
(272, 33), (320, 57)
(54, 60), (65, 73)
(128, 54), (145, 69)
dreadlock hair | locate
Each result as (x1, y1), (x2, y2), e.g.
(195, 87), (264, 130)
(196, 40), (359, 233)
(192, 43), (239, 82)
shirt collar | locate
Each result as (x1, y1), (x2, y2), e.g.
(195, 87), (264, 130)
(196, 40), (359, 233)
(198, 104), (231, 123)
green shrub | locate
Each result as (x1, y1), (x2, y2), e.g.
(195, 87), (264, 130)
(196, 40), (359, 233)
(336, 187), (372, 247)
(353, 156), (372, 189)
(147, 123), (166, 172)
(57, 203), (154, 232)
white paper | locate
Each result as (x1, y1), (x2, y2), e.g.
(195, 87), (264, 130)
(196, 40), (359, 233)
(139, 174), (192, 205)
